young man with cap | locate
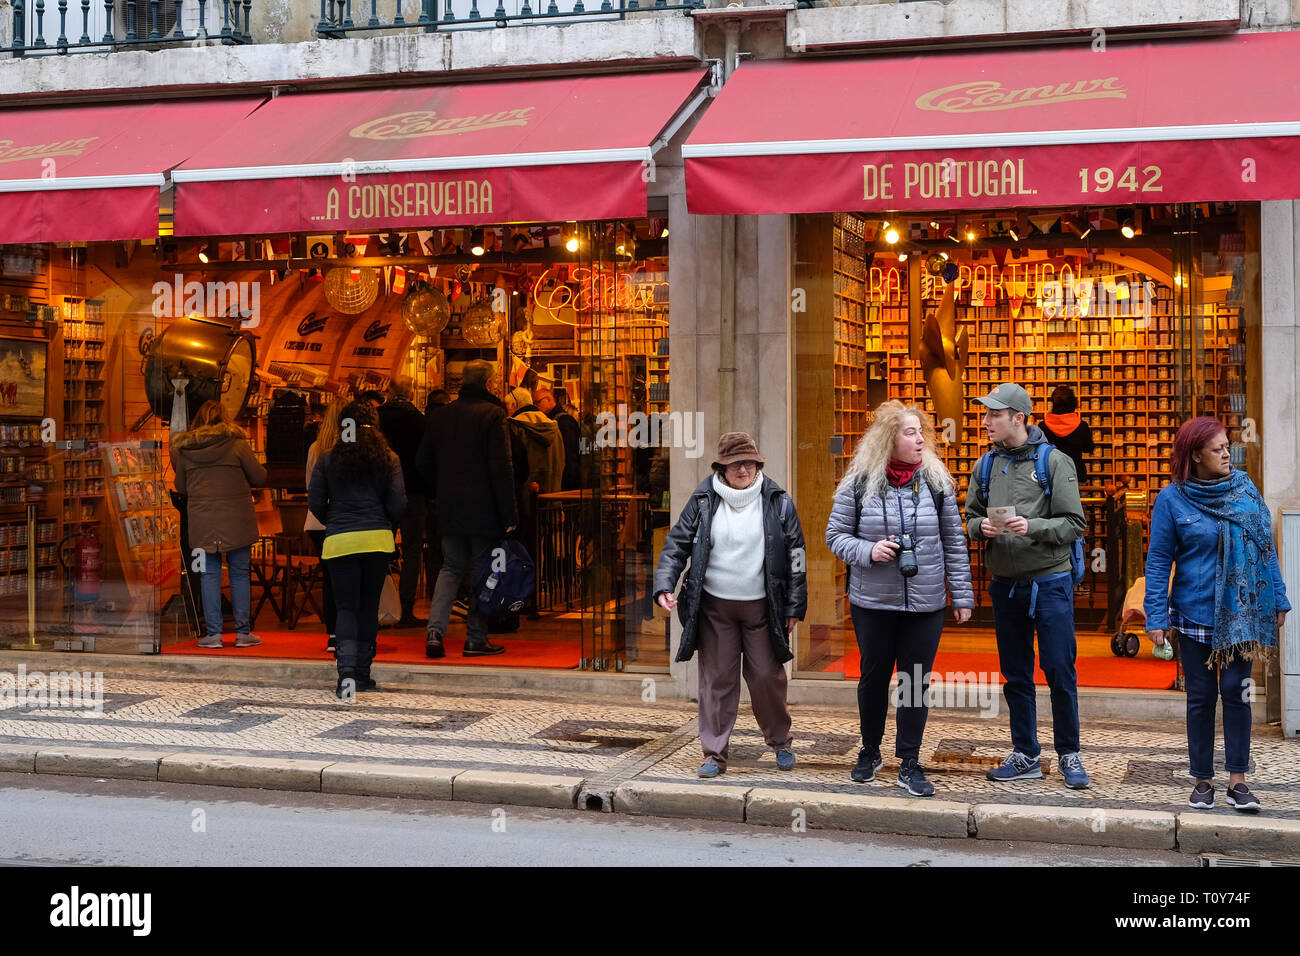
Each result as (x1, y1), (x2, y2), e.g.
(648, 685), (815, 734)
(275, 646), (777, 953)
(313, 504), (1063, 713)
(965, 382), (1091, 788)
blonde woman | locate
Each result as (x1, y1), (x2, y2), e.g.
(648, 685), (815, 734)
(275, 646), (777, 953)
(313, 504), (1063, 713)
(171, 400), (267, 649)
(306, 398), (345, 653)
(825, 401), (973, 796)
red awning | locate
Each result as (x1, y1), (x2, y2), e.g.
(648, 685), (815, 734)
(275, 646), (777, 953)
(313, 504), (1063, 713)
(0, 98), (264, 243)
(684, 31), (1300, 214)
(172, 70), (710, 235)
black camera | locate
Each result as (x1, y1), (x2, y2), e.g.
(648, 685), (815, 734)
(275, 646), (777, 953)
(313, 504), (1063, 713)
(892, 533), (918, 578)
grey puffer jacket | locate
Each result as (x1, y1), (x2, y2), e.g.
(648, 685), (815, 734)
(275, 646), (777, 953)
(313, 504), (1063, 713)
(825, 476), (974, 613)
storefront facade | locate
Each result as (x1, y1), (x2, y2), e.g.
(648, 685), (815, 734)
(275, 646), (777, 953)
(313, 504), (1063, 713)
(3, 2), (1300, 729)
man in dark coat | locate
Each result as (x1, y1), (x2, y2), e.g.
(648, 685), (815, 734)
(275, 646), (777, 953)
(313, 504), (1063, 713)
(416, 360), (518, 658)
(378, 376), (427, 627)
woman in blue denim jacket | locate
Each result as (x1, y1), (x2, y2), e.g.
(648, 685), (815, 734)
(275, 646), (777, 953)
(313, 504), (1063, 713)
(1144, 417), (1289, 813)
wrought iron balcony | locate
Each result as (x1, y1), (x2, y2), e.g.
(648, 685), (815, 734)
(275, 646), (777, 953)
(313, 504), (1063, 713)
(316, 0), (702, 36)
(9, 0), (252, 55)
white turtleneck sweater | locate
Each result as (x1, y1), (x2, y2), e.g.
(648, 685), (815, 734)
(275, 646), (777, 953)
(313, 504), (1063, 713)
(702, 472), (767, 601)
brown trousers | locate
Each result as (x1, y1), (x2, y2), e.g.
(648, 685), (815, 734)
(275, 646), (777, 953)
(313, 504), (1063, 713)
(696, 592), (793, 770)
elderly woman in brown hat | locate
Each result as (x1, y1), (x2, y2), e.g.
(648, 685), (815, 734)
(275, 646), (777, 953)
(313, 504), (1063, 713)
(653, 432), (807, 777)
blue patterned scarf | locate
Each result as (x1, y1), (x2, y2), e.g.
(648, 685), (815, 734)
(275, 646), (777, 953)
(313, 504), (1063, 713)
(1175, 470), (1280, 665)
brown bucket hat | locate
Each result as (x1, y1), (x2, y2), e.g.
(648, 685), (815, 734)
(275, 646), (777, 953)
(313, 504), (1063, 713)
(711, 431), (766, 470)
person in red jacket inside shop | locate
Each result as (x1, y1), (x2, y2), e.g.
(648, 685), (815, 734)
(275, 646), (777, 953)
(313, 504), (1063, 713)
(1039, 386), (1095, 485)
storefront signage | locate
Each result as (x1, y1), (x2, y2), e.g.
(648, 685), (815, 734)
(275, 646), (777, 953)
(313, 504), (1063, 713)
(352, 319), (391, 358)
(280, 312), (328, 353)
(314, 179), (495, 225)
(915, 78), (1125, 113)
(867, 263), (1156, 317)
(0, 136), (98, 165)
(862, 159), (1033, 201)
(350, 108), (534, 141)
(530, 265), (669, 318)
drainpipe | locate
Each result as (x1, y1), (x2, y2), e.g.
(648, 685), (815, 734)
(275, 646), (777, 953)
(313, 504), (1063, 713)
(717, 19), (741, 434)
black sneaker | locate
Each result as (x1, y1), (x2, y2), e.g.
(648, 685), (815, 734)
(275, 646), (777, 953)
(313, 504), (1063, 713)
(356, 677), (378, 693)
(463, 639), (506, 657)
(850, 748), (884, 783)
(396, 614), (424, 628)
(897, 758), (935, 797)
(1227, 782), (1261, 812)
(1188, 781), (1215, 809)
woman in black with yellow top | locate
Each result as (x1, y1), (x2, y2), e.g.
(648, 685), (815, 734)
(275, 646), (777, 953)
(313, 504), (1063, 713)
(309, 400), (406, 699)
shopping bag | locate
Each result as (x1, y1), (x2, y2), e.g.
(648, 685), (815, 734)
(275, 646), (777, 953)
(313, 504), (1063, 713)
(377, 573), (401, 626)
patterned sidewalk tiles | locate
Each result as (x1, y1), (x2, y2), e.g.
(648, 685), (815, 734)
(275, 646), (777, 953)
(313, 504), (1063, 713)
(1, 668), (1296, 818)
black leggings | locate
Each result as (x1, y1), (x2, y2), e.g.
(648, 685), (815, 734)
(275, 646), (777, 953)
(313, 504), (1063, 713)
(326, 551), (389, 679)
(850, 605), (945, 761)
(307, 530), (338, 635)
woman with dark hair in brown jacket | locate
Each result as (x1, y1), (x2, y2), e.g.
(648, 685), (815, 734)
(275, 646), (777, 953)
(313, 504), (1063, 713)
(171, 400), (267, 649)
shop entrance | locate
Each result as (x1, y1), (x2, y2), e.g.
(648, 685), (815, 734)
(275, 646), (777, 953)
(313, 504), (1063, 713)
(793, 203), (1261, 690)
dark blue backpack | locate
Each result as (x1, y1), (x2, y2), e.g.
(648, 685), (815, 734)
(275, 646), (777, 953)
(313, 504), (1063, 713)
(976, 443), (1086, 586)
(472, 539), (536, 617)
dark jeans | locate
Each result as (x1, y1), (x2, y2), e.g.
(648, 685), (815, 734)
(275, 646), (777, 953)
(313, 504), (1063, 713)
(397, 493), (427, 617)
(850, 605), (945, 760)
(989, 571), (1081, 758)
(424, 505), (442, 600)
(326, 551), (389, 680)
(1181, 635), (1253, 779)
(427, 534), (495, 645)
(306, 529), (337, 635)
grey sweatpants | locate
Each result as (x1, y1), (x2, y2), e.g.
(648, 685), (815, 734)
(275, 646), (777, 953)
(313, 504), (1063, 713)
(696, 592), (793, 770)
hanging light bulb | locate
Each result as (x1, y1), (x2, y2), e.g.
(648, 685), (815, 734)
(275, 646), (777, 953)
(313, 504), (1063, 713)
(470, 228), (485, 257)
(884, 227), (899, 244)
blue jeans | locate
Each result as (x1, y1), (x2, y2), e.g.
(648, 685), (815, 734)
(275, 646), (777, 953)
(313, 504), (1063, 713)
(200, 546), (251, 638)
(989, 571), (1080, 758)
(1180, 636), (1253, 779)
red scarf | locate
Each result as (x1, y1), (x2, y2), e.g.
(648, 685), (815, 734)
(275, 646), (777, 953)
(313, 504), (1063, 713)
(886, 458), (922, 488)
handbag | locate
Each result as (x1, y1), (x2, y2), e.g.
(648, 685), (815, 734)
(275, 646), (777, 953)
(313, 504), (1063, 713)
(377, 572), (401, 626)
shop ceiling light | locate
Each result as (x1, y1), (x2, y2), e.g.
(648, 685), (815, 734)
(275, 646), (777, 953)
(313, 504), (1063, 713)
(965, 230), (976, 242)
(1119, 209), (1136, 239)
(1008, 227), (1020, 241)
(198, 240), (218, 264)
(884, 227), (900, 244)
(660, 225), (669, 238)
(897, 252), (909, 262)
(470, 229), (485, 256)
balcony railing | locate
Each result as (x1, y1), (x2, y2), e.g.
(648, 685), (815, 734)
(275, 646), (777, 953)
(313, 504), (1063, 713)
(9, 0), (252, 55)
(315, 0), (702, 36)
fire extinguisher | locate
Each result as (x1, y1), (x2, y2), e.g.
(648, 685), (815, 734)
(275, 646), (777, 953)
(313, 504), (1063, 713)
(75, 523), (101, 603)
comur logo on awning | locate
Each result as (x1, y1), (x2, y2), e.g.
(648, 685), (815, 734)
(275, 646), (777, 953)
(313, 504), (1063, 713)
(916, 78), (1125, 113)
(349, 109), (535, 140)
(0, 137), (99, 164)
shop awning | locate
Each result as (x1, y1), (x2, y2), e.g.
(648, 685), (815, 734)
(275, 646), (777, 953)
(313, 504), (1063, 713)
(0, 98), (264, 244)
(172, 70), (710, 236)
(683, 31), (1300, 214)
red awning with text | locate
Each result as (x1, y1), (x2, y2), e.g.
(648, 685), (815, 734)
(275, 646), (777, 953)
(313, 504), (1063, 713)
(683, 31), (1300, 214)
(0, 98), (264, 243)
(172, 70), (709, 236)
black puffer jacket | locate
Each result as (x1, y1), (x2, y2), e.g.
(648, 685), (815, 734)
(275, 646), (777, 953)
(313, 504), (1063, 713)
(652, 474), (807, 664)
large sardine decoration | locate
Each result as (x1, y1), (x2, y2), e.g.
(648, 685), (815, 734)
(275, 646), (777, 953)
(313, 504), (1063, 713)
(918, 280), (969, 442)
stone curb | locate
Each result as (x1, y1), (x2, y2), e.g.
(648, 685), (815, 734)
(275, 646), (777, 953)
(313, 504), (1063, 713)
(322, 763), (461, 801)
(972, 803), (1177, 850)
(34, 747), (175, 781)
(158, 753), (332, 792)
(746, 788), (971, 839)
(452, 770), (583, 809)
(5, 750), (1300, 857)
(612, 780), (749, 822)
(1176, 812), (1300, 857)
(0, 742), (38, 772)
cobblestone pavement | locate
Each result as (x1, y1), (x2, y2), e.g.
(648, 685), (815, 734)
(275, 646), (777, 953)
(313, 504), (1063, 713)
(2, 668), (1297, 818)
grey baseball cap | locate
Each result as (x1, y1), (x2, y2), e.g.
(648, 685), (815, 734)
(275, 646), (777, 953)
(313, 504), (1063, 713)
(974, 382), (1033, 415)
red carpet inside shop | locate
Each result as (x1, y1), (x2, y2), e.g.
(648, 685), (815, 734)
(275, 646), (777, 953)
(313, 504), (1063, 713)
(825, 650), (1178, 689)
(162, 630), (581, 669)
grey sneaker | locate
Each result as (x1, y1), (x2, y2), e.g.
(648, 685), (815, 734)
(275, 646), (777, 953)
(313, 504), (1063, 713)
(1227, 783), (1261, 812)
(197, 635), (223, 649)
(1059, 751), (1091, 789)
(1188, 781), (1215, 809)
(987, 751), (1043, 782)
(235, 633), (261, 648)
(775, 748), (796, 771)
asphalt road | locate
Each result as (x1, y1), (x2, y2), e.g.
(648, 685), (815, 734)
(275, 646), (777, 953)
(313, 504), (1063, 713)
(0, 772), (1192, 867)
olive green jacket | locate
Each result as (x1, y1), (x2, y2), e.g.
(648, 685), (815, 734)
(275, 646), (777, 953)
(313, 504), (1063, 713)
(964, 426), (1086, 581)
